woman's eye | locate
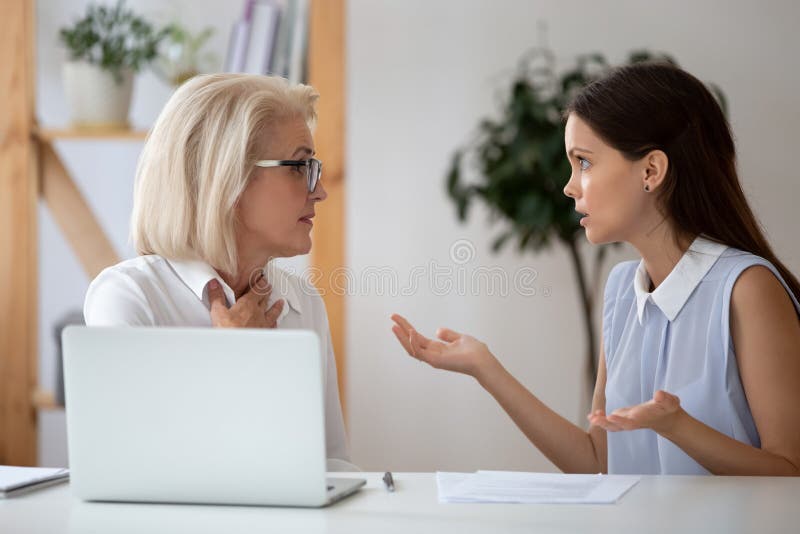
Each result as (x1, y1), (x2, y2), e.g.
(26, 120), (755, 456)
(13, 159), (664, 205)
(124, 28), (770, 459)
(293, 165), (306, 175)
(578, 157), (591, 171)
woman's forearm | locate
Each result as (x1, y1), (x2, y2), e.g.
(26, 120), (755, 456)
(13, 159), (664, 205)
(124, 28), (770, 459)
(476, 358), (605, 474)
(661, 409), (800, 476)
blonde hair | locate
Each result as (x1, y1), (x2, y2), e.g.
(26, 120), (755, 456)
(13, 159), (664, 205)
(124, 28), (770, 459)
(131, 73), (319, 275)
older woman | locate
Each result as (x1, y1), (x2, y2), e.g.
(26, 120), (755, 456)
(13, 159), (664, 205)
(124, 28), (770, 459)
(84, 74), (349, 464)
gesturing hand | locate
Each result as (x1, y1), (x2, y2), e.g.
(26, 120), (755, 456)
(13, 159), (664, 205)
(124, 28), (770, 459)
(588, 390), (684, 435)
(208, 275), (284, 329)
(390, 313), (497, 378)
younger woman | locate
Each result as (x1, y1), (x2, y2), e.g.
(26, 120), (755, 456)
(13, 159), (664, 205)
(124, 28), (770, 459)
(392, 63), (800, 475)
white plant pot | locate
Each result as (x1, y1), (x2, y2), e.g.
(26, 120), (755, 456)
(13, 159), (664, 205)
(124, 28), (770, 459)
(63, 61), (134, 129)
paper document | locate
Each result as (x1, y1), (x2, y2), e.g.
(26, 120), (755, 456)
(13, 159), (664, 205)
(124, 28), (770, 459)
(437, 471), (639, 504)
(0, 466), (69, 497)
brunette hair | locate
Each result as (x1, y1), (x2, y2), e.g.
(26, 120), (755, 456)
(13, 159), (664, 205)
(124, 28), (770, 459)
(566, 62), (800, 301)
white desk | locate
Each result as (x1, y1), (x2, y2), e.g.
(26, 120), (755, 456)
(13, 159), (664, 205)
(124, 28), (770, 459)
(2, 472), (798, 533)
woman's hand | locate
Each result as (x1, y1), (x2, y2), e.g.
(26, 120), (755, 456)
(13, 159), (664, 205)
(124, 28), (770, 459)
(390, 314), (498, 379)
(588, 390), (684, 435)
(208, 275), (284, 328)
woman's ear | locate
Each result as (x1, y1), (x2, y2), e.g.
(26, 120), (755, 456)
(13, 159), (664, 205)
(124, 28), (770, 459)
(642, 149), (669, 192)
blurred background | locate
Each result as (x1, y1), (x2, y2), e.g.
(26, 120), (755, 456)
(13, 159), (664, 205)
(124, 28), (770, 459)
(2, 0), (797, 473)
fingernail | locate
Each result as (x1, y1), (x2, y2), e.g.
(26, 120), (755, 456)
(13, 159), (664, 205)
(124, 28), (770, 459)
(209, 280), (219, 290)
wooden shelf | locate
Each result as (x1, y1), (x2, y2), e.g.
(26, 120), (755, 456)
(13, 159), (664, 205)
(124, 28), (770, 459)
(34, 127), (149, 142)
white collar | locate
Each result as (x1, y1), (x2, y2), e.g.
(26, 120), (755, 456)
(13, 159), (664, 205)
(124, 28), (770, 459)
(633, 236), (728, 325)
(166, 258), (303, 321)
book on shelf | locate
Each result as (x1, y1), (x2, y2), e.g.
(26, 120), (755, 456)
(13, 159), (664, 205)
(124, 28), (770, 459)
(224, 0), (254, 72)
(244, 0), (282, 74)
(286, 0), (309, 84)
(225, 0), (309, 82)
(270, 0), (294, 77)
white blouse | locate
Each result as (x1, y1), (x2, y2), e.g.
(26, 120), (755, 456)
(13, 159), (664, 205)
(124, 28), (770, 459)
(83, 255), (350, 464)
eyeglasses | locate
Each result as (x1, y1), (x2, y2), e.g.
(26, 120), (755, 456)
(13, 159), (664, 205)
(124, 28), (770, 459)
(254, 158), (322, 193)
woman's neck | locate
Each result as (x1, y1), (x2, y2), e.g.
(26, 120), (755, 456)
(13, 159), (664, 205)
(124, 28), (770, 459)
(628, 219), (695, 291)
(218, 252), (275, 300)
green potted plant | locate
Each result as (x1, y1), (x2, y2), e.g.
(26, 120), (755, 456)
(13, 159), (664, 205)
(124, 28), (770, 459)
(59, 0), (168, 129)
(446, 49), (726, 396)
(152, 23), (216, 87)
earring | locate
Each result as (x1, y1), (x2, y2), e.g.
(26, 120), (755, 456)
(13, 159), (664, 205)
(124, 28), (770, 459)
(644, 184), (650, 192)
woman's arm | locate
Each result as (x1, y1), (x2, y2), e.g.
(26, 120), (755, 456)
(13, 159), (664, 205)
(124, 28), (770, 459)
(477, 347), (608, 474)
(391, 314), (608, 474)
(591, 265), (800, 475)
(714, 265), (800, 474)
(322, 317), (351, 463)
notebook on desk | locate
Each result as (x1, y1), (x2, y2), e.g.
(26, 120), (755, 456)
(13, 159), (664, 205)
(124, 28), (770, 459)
(0, 466), (69, 498)
(61, 326), (365, 507)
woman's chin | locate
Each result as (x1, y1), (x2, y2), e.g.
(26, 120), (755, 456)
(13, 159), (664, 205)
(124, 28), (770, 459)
(584, 230), (616, 246)
(266, 237), (312, 259)
(583, 227), (606, 245)
(293, 235), (313, 255)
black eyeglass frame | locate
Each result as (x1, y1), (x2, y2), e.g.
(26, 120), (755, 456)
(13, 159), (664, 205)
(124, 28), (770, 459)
(254, 158), (322, 192)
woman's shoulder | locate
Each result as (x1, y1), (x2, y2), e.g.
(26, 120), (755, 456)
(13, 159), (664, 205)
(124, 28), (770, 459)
(84, 255), (170, 325)
(89, 255), (172, 292)
(709, 247), (788, 294)
(94, 254), (170, 278)
(715, 248), (800, 311)
(714, 246), (773, 272)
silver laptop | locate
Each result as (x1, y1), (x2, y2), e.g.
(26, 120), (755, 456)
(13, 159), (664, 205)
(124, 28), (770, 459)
(62, 326), (365, 507)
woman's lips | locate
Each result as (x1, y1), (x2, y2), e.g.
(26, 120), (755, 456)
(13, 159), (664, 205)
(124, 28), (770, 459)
(579, 215), (589, 227)
(299, 217), (313, 226)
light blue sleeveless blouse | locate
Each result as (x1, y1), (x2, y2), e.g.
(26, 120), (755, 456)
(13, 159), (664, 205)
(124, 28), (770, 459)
(603, 236), (800, 474)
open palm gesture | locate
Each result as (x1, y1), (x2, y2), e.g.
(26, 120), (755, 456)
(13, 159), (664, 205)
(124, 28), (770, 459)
(390, 314), (496, 378)
(588, 390), (683, 434)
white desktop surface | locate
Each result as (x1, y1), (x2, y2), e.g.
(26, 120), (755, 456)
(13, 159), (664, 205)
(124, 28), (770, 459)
(2, 472), (797, 533)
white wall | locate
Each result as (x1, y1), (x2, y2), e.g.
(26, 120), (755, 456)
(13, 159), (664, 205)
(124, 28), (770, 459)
(35, 0), (800, 471)
(345, 0), (800, 472)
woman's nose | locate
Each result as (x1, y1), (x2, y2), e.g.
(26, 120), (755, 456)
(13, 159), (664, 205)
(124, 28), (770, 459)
(563, 173), (579, 199)
(311, 179), (328, 202)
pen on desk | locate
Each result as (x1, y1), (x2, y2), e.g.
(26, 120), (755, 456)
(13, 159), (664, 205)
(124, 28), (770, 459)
(382, 471), (395, 492)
